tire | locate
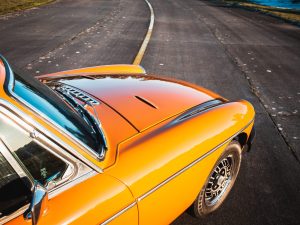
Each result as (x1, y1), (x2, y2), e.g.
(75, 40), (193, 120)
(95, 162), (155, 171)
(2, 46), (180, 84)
(192, 141), (242, 217)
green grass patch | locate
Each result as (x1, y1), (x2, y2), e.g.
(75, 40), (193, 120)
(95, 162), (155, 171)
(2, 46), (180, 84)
(222, 0), (300, 24)
(0, 0), (55, 15)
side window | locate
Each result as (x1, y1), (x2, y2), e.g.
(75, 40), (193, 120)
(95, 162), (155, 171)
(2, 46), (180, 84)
(0, 114), (69, 187)
(0, 151), (31, 218)
(14, 141), (68, 186)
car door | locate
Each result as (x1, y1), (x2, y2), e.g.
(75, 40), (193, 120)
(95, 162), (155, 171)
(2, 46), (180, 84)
(0, 109), (138, 225)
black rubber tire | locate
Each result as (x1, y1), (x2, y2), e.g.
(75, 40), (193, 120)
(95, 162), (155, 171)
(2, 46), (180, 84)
(191, 141), (242, 218)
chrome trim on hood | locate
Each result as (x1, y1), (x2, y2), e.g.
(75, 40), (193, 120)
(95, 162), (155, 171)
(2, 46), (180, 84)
(172, 99), (224, 123)
(1, 57), (105, 164)
(58, 84), (100, 105)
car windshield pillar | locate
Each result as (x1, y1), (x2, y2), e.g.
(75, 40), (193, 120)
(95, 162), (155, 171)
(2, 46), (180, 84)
(1, 56), (104, 160)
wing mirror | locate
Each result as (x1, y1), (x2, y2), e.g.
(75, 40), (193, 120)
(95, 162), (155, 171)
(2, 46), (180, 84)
(24, 182), (48, 225)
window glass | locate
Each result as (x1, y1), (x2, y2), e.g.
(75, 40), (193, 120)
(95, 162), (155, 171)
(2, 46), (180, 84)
(0, 115), (68, 186)
(12, 70), (102, 153)
(14, 141), (68, 185)
(0, 152), (31, 218)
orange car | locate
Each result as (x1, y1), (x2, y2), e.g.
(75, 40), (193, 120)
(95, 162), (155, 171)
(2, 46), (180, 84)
(0, 55), (255, 225)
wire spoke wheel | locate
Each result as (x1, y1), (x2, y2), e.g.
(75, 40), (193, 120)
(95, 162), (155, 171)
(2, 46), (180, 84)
(204, 155), (234, 206)
(191, 141), (242, 217)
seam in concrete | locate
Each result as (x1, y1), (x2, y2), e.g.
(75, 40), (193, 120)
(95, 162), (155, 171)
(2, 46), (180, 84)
(132, 0), (154, 65)
(195, 3), (300, 164)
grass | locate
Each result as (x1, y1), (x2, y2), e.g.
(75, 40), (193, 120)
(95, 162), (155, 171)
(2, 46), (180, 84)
(0, 0), (55, 15)
(222, 0), (300, 25)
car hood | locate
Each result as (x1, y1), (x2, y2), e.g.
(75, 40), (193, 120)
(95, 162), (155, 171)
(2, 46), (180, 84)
(57, 74), (221, 131)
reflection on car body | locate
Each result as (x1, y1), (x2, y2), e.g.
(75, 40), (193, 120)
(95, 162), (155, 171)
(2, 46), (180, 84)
(0, 55), (255, 225)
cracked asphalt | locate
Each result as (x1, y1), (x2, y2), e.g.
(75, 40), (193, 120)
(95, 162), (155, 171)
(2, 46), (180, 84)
(0, 0), (299, 224)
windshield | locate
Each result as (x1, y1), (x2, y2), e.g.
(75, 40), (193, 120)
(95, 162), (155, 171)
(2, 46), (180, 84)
(11, 70), (101, 154)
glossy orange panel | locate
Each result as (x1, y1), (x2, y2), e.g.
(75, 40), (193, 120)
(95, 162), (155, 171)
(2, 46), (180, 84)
(59, 74), (222, 131)
(6, 173), (138, 225)
(84, 103), (138, 169)
(138, 143), (226, 225)
(0, 57), (256, 225)
(107, 100), (254, 199)
(0, 69), (137, 170)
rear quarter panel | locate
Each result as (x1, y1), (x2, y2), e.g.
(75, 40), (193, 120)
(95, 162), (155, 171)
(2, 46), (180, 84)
(106, 100), (255, 225)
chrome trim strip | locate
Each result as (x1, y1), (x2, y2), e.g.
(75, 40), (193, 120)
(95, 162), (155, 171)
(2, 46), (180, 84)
(137, 118), (255, 202)
(59, 84), (99, 105)
(173, 99), (224, 123)
(49, 171), (97, 198)
(0, 204), (29, 224)
(32, 138), (76, 185)
(10, 93), (101, 160)
(98, 118), (254, 225)
(0, 170), (96, 224)
(0, 108), (95, 189)
(2, 59), (104, 162)
(0, 108), (97, 223)
(0, 140), (33, 224)
(100, 202), (137, 225)
(0, 140), (32, 184)
(0, 100), (102, 173)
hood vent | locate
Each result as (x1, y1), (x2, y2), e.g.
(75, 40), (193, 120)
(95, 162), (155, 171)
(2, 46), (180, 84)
(60, 84), (99, 105)
(175, 99), (223, 122)
(135, 96), (158, 109)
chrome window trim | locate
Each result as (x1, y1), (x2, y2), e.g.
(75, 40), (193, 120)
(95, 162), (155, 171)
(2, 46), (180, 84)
(0, 167), (96, 224)
(0, 106), (98, 223)
(2, 59), (105, 161)
(0, 107), (80, 184)
(0, 140), (31, 183)
(0, 109), (89, 190)
(0, 205), (29, 224)
(31, 138), (76, 185)
(49, 170), (97, 199)
(0, 141), (32, 224)
(10, 92), (101, 160)
(100, 118), (255, 224)
(0, 104), (98, 183)
(0, 99), (102, 173)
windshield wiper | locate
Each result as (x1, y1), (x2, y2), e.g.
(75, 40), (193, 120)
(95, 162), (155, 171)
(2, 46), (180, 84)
(55, 87), (107, 159)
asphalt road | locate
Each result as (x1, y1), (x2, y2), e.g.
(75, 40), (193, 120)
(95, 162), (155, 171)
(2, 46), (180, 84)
(0, 0), (299, 224)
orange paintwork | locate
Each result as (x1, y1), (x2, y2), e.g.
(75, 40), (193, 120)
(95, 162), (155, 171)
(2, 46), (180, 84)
(8, 173), (138, 225)
(106, 101), (254, 225)
(0, 61), (255, 225)
(58, 74), (222, 131)
(37, 64), (146, 80)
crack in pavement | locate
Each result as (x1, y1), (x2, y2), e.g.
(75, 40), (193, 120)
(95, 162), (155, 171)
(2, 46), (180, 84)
(233, 57), (300, 163)
(195, 6), (300, 164)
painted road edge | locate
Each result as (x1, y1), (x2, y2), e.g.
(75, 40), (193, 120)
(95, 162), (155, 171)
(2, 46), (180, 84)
(133, 0), (155, 65)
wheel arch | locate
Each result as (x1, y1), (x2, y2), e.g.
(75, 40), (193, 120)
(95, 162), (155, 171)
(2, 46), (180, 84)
(233, 132), (248, 149)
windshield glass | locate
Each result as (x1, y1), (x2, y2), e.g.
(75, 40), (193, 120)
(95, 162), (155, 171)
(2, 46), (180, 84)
(12, 71), (101, 154)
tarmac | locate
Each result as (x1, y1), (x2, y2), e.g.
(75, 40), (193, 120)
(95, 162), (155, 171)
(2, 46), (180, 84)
(0, 0), (299, 224)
